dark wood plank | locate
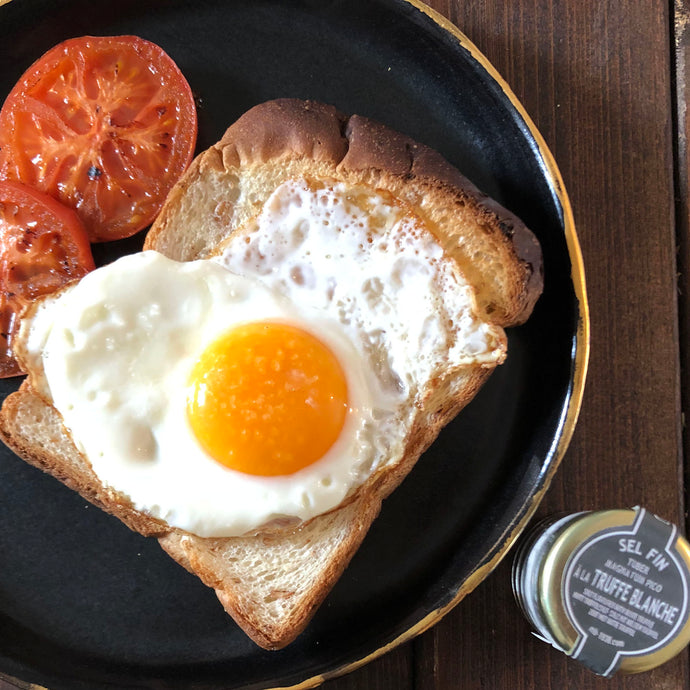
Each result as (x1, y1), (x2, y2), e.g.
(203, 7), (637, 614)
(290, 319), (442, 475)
(675, 0), (690, 547)
(320, 645), (413, 690)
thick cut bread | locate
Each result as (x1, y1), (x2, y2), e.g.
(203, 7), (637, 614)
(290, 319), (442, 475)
(145, 99), (542, 327)
(0, 381), (383, 647)
(0, 99), (543, 650)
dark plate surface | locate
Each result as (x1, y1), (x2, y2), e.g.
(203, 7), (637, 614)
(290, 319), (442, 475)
(0, 1), (586, 689)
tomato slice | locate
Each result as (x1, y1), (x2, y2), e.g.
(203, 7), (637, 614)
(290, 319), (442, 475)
(0, 35), (197, 242)
(0, 180), (95, 377)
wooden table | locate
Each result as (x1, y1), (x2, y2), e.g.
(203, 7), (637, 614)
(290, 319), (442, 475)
(1, 0), (687, 688)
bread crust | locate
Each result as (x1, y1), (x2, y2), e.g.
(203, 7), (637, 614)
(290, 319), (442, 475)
(2, 100), (542, 649)
(147, 99), (543, 325)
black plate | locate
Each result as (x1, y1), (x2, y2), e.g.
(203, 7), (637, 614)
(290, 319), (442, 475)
(0, 1), (587, 688)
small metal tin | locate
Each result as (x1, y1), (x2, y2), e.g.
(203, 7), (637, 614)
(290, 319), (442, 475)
(512, 507), (690, 677)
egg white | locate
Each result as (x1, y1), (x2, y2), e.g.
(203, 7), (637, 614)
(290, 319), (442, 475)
(32, 251), (402, 537)
(28, 178), (505, 538)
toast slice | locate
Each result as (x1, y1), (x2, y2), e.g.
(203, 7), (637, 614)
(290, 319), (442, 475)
(0, 99), (543, 649)
(0, 380), (382, 649)
(146, 99), (542, 327)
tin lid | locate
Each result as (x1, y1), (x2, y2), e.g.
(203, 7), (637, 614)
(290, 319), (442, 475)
(532, 507), (690, 676)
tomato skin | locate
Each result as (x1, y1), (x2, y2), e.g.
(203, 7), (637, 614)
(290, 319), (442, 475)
(0, 180), (94, 377)
(0, 35), (197, 242)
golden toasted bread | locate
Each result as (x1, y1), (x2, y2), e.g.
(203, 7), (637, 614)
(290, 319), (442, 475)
(1, 99), (542, 649)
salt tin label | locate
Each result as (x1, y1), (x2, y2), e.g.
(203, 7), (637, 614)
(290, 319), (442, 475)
(562, 508), (690, 676)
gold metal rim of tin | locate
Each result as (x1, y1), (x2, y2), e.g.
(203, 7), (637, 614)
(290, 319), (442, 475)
(531, 509), (690, 675)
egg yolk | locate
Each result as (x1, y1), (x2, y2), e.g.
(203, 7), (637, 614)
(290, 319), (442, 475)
(187, 321), (349, 476)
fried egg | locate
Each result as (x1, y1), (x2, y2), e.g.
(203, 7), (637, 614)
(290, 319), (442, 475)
(26, 178), (506, 537)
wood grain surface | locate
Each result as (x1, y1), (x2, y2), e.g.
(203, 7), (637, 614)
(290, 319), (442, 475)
(1, 0), (687, 689)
